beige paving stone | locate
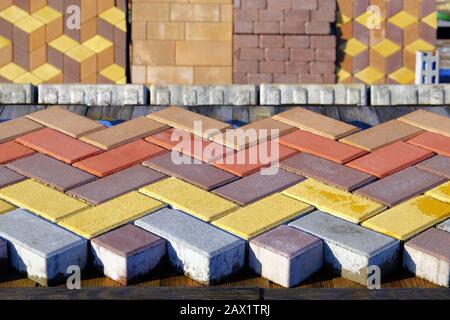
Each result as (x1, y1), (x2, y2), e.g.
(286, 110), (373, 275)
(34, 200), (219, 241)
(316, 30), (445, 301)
(398, 110), (450, 138)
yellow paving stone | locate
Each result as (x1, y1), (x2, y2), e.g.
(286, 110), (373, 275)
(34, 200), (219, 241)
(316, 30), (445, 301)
(0, 180), (88, 222)
(139, 177), (238, 222)
(282, 179), (386, 223)
(362, 196), (450, 241)
(425, 182), (450, 204)
(58, 192), (165, 239)
(212, 194), (313, 240)
(0, 63), (26, 81)
(0, 199), (14, 215)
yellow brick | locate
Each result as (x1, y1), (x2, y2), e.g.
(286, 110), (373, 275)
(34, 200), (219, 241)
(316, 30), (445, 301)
(0, 199), (14, 215)
(147, 22), (185, 40)
(426, 182), (450, 204)
(58, 192), (165, 239)
(354, 66), (385, 85)
(115, 19), (127, 32)
(212, 194), (313, 240)
(0, 180), (88, 222)
(139, 177), (238, 222)
(99, 6), (125, 24)
(185, 22), (231, 41)
(65, 45), (95, 63)
(100, 64), (125, 82)
(147, 66), (194, 84)
(388, 67), (415, 84)
(14, 16), (46, 51)
(362, 196), (450, 241)
(0, 36), (12, 67)
(171, 4), (221, 22)
(221, 4), (233, 22)
(48, 35), (79, 53)
(194, 66), (231, 84)
(176, 41), (231, 66)
(32, 6), (63, 42)
(282, 179), (386, 223)
(132, 3), (170, 21)
(83, 35), (113, 53)
(32, 63), (62, 83)
(116, 76), (126, 84)
(13, 72), (43, 85)
(0, 63), (26, 81)
(0, 5), (28, 24)
(133, 40), (175, 66)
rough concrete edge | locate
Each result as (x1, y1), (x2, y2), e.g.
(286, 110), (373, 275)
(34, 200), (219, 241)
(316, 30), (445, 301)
(0, 84), (36, 104)
(371, 84), (450, 106)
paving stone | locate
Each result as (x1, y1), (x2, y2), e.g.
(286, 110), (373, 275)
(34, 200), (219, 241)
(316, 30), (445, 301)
(0, 166), (25, 188)
(0, 179), (88, 222)
(0, 238), (6, 273)
(426, 182), (450, 204)
(7, 154), (97, 192)
(0, 199), (14, 215)
(91, 224), (166, 285)
(283, 179), (386, 223)
(408, 132), (450, 157)
(15, 128), (102, 164)
(289, 211), (400, 285)
(0, 141), (34, 164)
(212, 194), (313, 240)
(73, 140), (167, 177)
(67, 165), (166, 205)
(249, 225), (323, 288)
(362, 196), (450, 241)
(279, 130), (367, 164)
(339, 120), (424, 152)
(147, 106), (231, 139)
(0, 117), (43, 144)
(416, 155), (450, 179)
(404, 228), (450, 287)
(142, 152), (238, 191)
(139, 177), (238, 222)
(212, 169), (304, 205)
(355, 167), (446, 207)
(280, 153), (376, 191)
(25, 106), (105, 138)
(438, 219), (450, 233)
(58, 192), (165, 239)
(346, 141), (434, 178)
(0, 209), (88, 286)
(398, 110), (450, 137)
(80, 116), (169, 150)
(272, 107), (360, 140)
(135, 208), (246, 285)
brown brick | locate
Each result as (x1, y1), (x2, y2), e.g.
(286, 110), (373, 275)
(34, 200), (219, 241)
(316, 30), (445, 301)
(259, 9), (284, 21)
(15, 0), (46, 13)
(14, 45), (46, 70)
(280, 21), (305, 34)
(247, 73), (273, 83)
(254, 22), (279, 34)
(285, 9), (310, 21)
(235, 8), (259, 21)
(293, 0), (317, 10)
(115, 46), (126, 68)
(274, 73), (298, 83)
(305, 22), (330, 34)
(97, 17), (114, 42)
(264, 48), (289, 61)
(310, 61), (335, 74)
(234, 60), (259, 73)
(65, 0), (97, 24)
(242, 0), (267, 9)
(285, 61), (309, 73)
(48, 0), (64, 12)
(285, 35), (310, 48)
(310, 35), (336, 48)
(233, 72), (248, 84)
(234, 35), (259, 48)
(267, 0), (292, 10)
(234, 21), (254, 33)
(311, 9), (335, 22)
(298, 74), (323, 83)
(316, 48), (336, 61)
(319, 0), (336, 11)
(291, 48), (315, 61)
(260, 61), (284, 73)
(323, 73), (336, 84)
(260, 35), (284, 48)
(240, 47), (264, 60)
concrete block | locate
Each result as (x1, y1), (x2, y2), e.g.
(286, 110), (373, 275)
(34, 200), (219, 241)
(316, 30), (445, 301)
(371, 85), (450, 106)
(0, 84), (35, 104)
(0, 238), (6, 274)
(438, 219), (450, 233)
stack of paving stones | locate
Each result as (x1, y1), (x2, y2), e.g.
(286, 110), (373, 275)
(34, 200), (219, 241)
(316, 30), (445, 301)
(0, 0), (127, 85)
(0, 105), (450, 287)
(233, 0), (337, 84)
(337, 0), (437, 85)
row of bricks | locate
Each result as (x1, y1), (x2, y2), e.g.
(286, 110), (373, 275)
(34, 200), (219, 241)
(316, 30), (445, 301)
(235, 47), (336, 62)
(235, 34), (336, 49)
(235, 19), (331, 35)
(233, 72), (336, 84)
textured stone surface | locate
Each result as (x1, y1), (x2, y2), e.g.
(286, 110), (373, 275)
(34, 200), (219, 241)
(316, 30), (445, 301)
(0, 117), (43, 144)
(398, 109), (450, 137)
(438, 219), (450, 233)
(0, 141), (34, 164)
(0, 199), (14, 215)
(426, 182), (450, 204)
(0, 238), (6, 273)
(0, 84), (35, 104)
(0, 166), (25, 188)
(408, 132), (450, 157)
(416, 155), (450, 179)
(371, 85), (450, 106)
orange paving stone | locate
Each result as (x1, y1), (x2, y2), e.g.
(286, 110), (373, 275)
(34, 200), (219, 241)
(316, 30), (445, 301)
(407, 132), (450, 157)
(346, 141), (434, 178)
(0, 141), (34, 164)
(398, 110), (450, 137)
(15, 128), (103, 164)
(0, 117), (43, 144)
(278, 129), (368, 164)
(73, 140), (167, 177)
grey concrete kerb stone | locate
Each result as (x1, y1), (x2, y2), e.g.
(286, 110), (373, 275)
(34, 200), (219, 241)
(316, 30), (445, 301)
(371, 85), (450, 105)
(0, 84), (35, 104)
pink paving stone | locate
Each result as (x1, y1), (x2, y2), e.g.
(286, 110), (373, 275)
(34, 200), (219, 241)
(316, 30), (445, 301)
(0, 141), (34, 164)
(416, 155), (450, 179)
(0, 166), (26, 188)
(407, 132), (450, 157)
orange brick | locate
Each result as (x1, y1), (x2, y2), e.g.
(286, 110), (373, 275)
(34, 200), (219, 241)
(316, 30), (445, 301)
(132, 21), (147, 40)
(13, 16), (46, 52)
(97, 0), (115, 14)
(83, 35), (114, 71)
(131, 65), (146, 84)
(67, 0), (97, 24)
(14, 45), (46, 70)
(133, 40), (175, 66)
(14, 0), (47, 13)
(147, 22), (185, 40)
(0, 0), (12, 11)
(185, 22), (231, 41)
(221, 4), (232, 22)
(80, 17), (98, 43)
(171, 4), (221, 22)
(64, 45), (97, 80)
(194, 66), (231, 84)
(176, 41), (231, 66)
(147, 66), (194, 85)
(32, 6), (64, 42)
(132, 3), (170, 21)
(0, 36), (12, 67)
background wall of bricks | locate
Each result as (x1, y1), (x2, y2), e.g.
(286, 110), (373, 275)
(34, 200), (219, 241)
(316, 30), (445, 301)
(131, 0), (233, 85)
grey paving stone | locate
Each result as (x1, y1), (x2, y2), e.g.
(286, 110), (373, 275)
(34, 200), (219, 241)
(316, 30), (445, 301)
(0, 209), (88, 286)
(135, 208), (246, 285)
(0, 238), (6, 273)
(0, 166), (26, 188)
(0, 84), (35, 104)
(416, 155), (450, 179)
(289, 211), (400, 285)
(437, 219), (450, 233)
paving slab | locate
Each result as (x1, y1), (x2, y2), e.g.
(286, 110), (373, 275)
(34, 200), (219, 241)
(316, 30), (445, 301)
(135, 208), (246, 285)
(339, 120), (423, 152)
(416, 155), (450, 179)
(67, 165), (167, 205)
(438, 219), (450, 233)
(280, 153), (376, 191)
(0, 117), (43, 144)
(407, 132), (450, 157)
(425, 182), (450, 204)
(139, 177), (238, 222)
(58, 192), (165, 239)
(289, 211), (400, 285)
(362, 196), (450, 241)
(16, 128), (103, 164)
(212, 193), (313, 240)
(398, 109), (450, 137)
(0, 238), (6, 273)
(0, 166), (25, 188)
(73, 140), (167, 177)
(0, 199), (14, 215)
(0, 141), (35, 164)
(80, 116), (169, 150)
(249, 225), (323, 288)
(282, 179), (385, 223)
(346, 141), (434, 178)
(212, 169), (304, 205)
(355, 167), (446, 207)
(25, 106), (105, 138)
(91, 224), (166, 285)
(0, 209), (88, 286)
(147, 106), (230, 139)
(272, 107), (360, 140)
(142, 152), (238, 191)
(0, 179), (88, 222)
(404, 228), (450, 287)
(279, 130), (367, 164)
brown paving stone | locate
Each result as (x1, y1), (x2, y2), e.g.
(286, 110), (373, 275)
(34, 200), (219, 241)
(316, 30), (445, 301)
(0, 166), (26, 188)
(339, 120), (423, 151)
(416, 155), (450, 179)
(80, 116), (169, 150)
(0, 141), (34, 164)
(280, 152), (376, 191)
(398, 110), (450, 137)
(143, 152), (238, 191)
(0, 117), (43, 144)
(405, 228), (450, 263)
(15, 128), (102, 164)
(6, 153), (97, 192)
(347, 141), (434, 178)
(407, 131), (450, 157)
(73, 140), (167, 177)
(25, 106), (105, 138)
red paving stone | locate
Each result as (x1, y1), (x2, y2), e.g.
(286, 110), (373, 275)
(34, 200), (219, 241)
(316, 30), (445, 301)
(15, 128), (103, 164)
(346, 141), (434, 178)
(0, 141), (34, 164)
(73, 140), (167, 177)
(407, 132), (450, 157)
(278, 129), (368, 164)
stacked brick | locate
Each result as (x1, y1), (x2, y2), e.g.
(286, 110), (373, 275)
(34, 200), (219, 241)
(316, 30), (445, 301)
(233, 0), (337, 84)
(131, 0), (233, 85)
(0, 0), (127, 85)
(337, 0), (437, 85)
